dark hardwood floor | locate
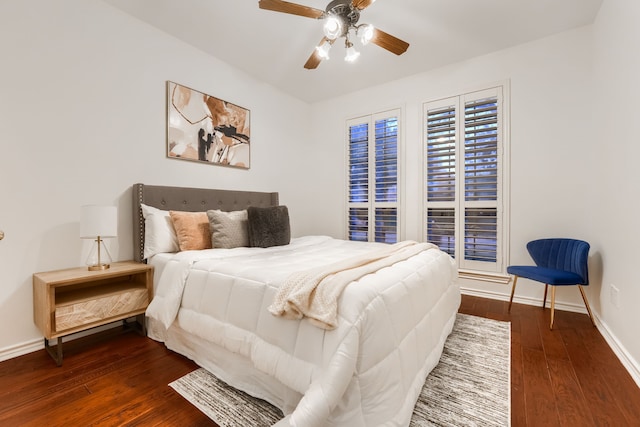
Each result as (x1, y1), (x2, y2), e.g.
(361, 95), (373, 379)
(1, 295), (639, 426)
(459, 295), (640, 427)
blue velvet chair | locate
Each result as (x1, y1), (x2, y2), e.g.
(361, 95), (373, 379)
(507, 238), (595, 329)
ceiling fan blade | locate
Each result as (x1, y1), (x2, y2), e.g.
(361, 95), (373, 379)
(371, 28), (409, 55)
(258, 0), (325, 19)
(304, 37), (330, 70)
(351, 0), (376, 11)
(304, 51), (322, 70)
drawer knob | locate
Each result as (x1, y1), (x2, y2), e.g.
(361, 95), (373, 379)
(0, 230), (4, 240)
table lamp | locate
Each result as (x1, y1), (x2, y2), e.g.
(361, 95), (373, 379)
(80, 205), (117, 271)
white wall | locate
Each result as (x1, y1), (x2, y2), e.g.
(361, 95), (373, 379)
(0, 0), (314, 357)
(591, 0), (640, 379)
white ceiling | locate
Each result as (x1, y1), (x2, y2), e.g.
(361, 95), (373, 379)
(103, 0), (603, 103)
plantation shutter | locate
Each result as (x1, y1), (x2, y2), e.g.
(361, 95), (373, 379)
(348, 122), (369, 241)
(463, 96), (499, 265)
(426, 208), (455, 257)
(424, 86), (507, 274)
(347, 110), (400, 243)
(425, 99), (458, 258)
(426, 104), (456, 203)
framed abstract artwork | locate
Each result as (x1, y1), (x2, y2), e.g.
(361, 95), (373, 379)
(167, 81), (250, 169)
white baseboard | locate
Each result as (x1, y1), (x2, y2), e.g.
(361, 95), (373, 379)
(461, 287), (589, 313)
(593, 315), (640, 388)
(461, 287), (640, 388)
(0, 338), (43, 362)
(0, 322), (130, 363)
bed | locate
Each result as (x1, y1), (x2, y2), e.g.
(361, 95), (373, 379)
(133, 183), (461, 427)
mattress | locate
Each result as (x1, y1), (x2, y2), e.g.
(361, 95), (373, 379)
(146, 235), (460, 427)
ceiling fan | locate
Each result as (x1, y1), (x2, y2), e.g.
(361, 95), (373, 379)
(258, 0), (410, 69)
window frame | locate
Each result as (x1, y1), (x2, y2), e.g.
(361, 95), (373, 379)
(346, 108), (402, 243)
(422, 83), (510, 279)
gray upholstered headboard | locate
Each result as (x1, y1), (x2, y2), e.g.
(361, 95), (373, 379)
(132, 183), (279, 262)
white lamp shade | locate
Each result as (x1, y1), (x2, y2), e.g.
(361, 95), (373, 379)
(80, 205), (117, 238)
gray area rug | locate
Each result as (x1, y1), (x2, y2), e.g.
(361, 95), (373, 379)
(169, 313), (510, 426)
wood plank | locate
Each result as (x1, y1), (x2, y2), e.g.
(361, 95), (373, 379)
(547, 357), (595, 426)
(560, 327), (632, 425)
(521, 347), (561, 425)
(575, 327), (640, 424)
(536, 308), (570, 361)
(457, 294), (479, 314)
(481, 296), (511, 322)
(515, 303), (544, 351)
(44, 352), (193, 425)
(93, 385), (214, 426)
(471, 295), (491, 316)
(510, 329), (527, 427)
(0, 333), (163, 421)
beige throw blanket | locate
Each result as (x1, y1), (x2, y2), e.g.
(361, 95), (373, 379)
(268, 241), (435, 330)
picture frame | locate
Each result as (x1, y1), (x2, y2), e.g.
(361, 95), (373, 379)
(166, 81), (250, 169)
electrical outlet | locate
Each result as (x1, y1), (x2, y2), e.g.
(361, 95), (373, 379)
(610, 284), (620, 308)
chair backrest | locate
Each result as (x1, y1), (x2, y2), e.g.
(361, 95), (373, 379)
(526, 238), (590, 285)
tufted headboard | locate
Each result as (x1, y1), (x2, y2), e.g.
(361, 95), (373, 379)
(132, 183), (279, 263)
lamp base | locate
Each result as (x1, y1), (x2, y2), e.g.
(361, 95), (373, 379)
(85, 237), (113, 271)
(88, 263), (110, 271)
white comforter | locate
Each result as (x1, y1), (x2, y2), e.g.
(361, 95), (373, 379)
(146, 236), (460, 427)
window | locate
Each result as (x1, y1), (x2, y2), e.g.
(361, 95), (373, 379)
(347, 109), (400, 243)
(423, 85), (509, 275)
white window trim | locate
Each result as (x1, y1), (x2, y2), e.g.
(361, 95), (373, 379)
(345, 108), (404, 243)
(459, 269), (511, 284)
(422, 81), (510, 278)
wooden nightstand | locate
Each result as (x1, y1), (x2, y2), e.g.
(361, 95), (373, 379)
(33, 261), (153, 366)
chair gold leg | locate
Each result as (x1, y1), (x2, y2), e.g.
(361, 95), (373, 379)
(549, 286), (556, 330)
(508, 276), (519, 312)
(542, 284), (548, 309)
(579, 285), (596, 326)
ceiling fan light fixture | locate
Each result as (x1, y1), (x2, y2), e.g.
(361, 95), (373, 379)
(323, 15), (344, 40)
(316, 40), (332, 60)
(257, 0), (409, 70)
(359, 24), (374, 45)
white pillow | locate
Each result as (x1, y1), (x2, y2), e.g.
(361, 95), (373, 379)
(141, 204), (179, 259)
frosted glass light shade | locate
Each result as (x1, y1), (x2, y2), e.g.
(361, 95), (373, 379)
(323, 16), (343, 40)
(345, 45), (360, 62)
(80, 205), (117, 238)
(359, 24), (374, 45)
(316, 40), (332, 60)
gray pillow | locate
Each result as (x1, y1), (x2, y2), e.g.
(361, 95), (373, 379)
(247, 206), (291, 248)
(207, 209), (249, 249)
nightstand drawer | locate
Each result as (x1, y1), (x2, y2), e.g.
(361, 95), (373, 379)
(55, 285), (149, 333)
